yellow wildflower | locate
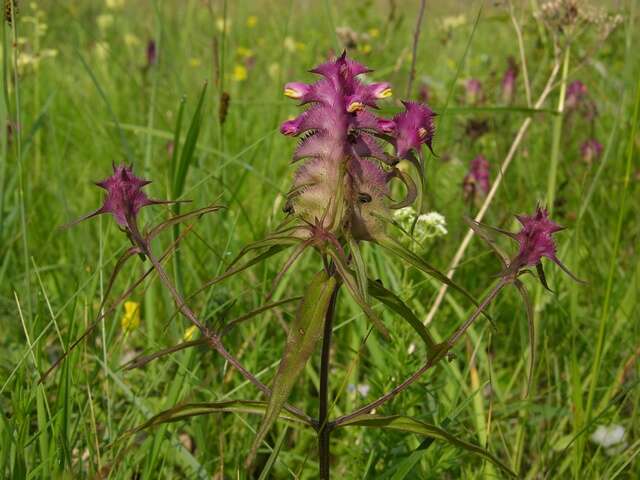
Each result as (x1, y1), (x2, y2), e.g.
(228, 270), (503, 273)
(189, 57), (202, 67)
(368, 28), (380, 38)
(246, 15), (258, 28)
(232, 64), (247, 81)
(121, 301), (141, 332)
(183, 325), (198, 341)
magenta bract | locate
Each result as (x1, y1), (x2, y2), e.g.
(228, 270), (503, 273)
(70, 163), (168, 230)
(513, 206), (564, 268)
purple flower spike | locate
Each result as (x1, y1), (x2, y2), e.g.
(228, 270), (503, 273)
(513, 207), (564, 268)
(565, 80), (587, 110)
(463, 154), (490, 200)
(466, 78), (483, 105)
(280, 52), (434, 240)
(393, 101), (436, 158)
(501, 58), (518, 104)
(580, 138), (603, 163)
(70, 163), (170, 230)
(146, 40), (157, 67)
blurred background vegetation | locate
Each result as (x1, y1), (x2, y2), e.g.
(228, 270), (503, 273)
(0, 0), (638, 478)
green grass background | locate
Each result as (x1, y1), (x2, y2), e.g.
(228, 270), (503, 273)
(1, 0), (638, 478)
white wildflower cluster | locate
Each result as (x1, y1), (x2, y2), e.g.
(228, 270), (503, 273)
(393, 207), (448, 244)
(590, 424), (627, 456)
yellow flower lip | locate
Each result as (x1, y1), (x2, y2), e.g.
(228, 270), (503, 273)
(347, 101), (365, 113)
(284, 88), (302, 99)
(121, 301), (141, 332)
(377, 87), (393, 99)
(418, 127), (428, 139)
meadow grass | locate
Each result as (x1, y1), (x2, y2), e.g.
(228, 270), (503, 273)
(1, 0), (639, 478)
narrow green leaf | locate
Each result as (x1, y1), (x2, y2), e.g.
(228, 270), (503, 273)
(173, 83), (208, 198)
(348, 237), (369, 303)
(246, 271), (338, 467)
(328, 248), (390, 338)
(169, 96), (186, 187)
(378, 235), (489, 320)
(367, 278), (437, 351)
(336, 414), (517, 478)
(125, 400), (311, 438)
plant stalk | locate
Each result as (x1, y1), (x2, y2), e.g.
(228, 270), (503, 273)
(318, 283), (339, 479)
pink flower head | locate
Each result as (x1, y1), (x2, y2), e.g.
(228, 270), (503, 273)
(280, 52), (434, 240)
(463, 154), (490, 200)
(465, 78), (483, 104)
(71, 163), (169, 230)
(580, 138), (603, 163)
(393, 101), (436, 158)
(513, 207), (564, 269)
(501, 58), (518, 103)
(565, 80), (587, 110)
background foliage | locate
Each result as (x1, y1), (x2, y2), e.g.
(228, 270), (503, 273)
(0, 0), (638, 478)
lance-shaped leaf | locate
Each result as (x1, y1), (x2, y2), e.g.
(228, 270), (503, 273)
(347, 237), (369, 303)
(246, 270), (338, 468)
(125, 400), (312, 438)
(327, 247), (390, 338)
(377, 235), (489, 321)
(367, 278), (437, 351)
(336, 414), (517, 478)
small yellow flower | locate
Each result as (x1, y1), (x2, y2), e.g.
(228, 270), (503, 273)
(121, 301), (141, 332)
(216, 17), (231, 33)
(368, 28), (380, 38)
(189, 57), (202, 67)
(246, 15), (258, 28)
(236, 46), (253, 59)
(183, 325), (198, 341)
(232, 64), (247, 81)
